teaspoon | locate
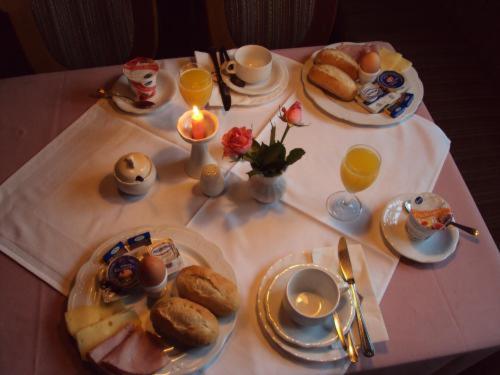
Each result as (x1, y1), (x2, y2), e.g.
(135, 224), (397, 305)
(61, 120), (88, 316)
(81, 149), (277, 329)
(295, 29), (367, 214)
(94, 88), (155, 109)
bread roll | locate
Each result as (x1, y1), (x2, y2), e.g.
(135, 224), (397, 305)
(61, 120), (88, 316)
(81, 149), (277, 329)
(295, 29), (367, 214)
(150, 297), (218, 347)
(314, 49), (359, 80)
(176, 265), (239, 317)
(308, 64), (358, 101)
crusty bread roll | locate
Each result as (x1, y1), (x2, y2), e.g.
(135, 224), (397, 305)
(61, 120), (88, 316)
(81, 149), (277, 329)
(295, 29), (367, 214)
(150, 297), (218, 347)
(176, 265), (239, 317)
(314, 49), (359, 80)
(308, 64), (358, 101)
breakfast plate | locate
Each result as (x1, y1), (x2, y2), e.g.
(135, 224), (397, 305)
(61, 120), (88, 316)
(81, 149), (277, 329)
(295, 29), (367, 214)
(223, 57), (287, 96)
(380, 194), (459, 263)
(265, 263), (354, 349)
(301, 42), (424, 126)
(111, 70), (176, 115)
(68, 226), (237, 374)
(257, 249), (351, 362)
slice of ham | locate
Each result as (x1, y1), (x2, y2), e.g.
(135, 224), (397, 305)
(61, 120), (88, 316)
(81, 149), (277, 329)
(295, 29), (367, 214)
(88, 324), (136, 365)
(101, 328), (169, 375)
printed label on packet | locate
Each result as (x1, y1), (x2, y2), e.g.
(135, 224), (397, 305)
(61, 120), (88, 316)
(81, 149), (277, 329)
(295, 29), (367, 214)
(147, 239), (184, 274)
(102, 241), (127, 264)
(127, 232), (152, 249)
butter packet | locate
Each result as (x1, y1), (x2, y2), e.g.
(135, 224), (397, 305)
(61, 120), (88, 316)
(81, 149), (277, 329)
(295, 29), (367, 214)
(146, 239), (184, 274)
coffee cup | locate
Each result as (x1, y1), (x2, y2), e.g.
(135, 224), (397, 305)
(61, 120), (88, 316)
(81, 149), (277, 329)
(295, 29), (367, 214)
(223, 45), (272, 84)
(283, 266), (340, 326)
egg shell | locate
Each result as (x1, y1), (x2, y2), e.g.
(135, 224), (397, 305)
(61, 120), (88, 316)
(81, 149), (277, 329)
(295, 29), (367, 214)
(139, 255), (166, 287)
(360, 52), (381, 74)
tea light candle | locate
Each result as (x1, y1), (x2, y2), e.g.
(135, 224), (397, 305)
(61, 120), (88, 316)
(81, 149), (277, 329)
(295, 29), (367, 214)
(191, 106), (206, 139)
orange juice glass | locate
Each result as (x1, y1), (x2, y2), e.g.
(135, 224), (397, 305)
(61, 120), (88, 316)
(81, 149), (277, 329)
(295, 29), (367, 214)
(179, 63), (213, 108)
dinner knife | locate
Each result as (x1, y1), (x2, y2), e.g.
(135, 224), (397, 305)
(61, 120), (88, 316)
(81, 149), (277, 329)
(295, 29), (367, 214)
(338, 237), (375, 357)
(208, 47), (231, 111)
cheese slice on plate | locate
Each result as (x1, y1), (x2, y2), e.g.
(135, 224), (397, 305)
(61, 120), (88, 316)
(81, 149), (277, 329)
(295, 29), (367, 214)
(65, 301), (125, 336)
(380, 48), (402, 70)
(394, 57), (412, 73)
(75, 310), (140, 359)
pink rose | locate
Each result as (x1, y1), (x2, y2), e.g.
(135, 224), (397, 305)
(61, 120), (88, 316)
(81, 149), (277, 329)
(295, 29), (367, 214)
(222, 127), (253, 158)
(281, 101), (302, 125)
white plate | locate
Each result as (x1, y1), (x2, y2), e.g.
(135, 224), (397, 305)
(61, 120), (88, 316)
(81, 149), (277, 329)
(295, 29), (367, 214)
(256, 250), (350, 362)
(301, 42), (424, 126)
(380, 194), (459, 263)
(265, 263), (354, 349)
(223, 58), (286, 96)
(111, 70), (175, 114)
(67, 226), (237, 374)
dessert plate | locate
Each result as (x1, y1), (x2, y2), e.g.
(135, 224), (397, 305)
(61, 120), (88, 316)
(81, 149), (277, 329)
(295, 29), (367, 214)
(265, 263), (354, 349)
(301, 42), (424, 126)
(111, 70), (175, 114)
(68, 226), (237, 374)
(380, 194), (459, 263)
(257, 249), (351, 362)
(223, 57), (286, 96)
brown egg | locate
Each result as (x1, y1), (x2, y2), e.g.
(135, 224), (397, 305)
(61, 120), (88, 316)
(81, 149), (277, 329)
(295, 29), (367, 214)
(139, 255), (166, 287)
(359, 52), (381, 73)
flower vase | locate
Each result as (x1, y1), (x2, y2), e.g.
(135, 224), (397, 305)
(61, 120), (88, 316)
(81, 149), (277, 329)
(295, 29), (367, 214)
(249, 174), (286, 204)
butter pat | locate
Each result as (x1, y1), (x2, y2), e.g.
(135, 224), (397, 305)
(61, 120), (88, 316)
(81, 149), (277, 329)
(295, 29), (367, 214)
(65, 301), (125, 336)
(75, 310), (139, 358)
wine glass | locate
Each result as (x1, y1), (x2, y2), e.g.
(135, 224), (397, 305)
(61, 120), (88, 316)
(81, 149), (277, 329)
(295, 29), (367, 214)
(178, 62), (213, 108)
(326, 144), (381, 221)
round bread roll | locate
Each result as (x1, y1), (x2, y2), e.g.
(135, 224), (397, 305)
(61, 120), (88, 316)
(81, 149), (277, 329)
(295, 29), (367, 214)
(150, 297), (219, 347)
(314, 48), (359, 80)
(308, 64), (357, 101)
(176, 265), (240, 317)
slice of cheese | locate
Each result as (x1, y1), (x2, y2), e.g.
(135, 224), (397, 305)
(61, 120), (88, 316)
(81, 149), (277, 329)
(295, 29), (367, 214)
(394, 57), (412, 73)
(75, 310), (140, 359)
(65, 301), (125, 336)
(379, 48), (402, 71)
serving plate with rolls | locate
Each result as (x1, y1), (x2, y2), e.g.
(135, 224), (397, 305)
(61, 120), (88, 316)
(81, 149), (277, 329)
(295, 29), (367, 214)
(67, 226), (238, 375)
(302, 42), (424, 126)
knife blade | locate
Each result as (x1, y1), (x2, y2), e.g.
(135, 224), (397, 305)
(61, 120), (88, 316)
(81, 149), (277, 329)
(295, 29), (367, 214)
(338, 237), (375, 357)
(208, 47), (231, 111)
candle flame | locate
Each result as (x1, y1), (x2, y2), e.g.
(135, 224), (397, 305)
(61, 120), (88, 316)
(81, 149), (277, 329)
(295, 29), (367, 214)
(192, 106), (203, 121)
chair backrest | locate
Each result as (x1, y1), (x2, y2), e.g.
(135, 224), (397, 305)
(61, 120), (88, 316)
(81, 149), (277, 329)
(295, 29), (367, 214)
(205, 0), (338, 49)
(0, 0), (157, 73)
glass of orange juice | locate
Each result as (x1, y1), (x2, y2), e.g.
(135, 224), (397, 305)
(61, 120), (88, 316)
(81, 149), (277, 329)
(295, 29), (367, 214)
(326, 144), (381, 221)
(178, 63), (213, 108)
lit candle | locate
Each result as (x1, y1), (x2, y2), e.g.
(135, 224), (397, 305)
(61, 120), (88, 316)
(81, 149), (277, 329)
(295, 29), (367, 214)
(191, 106), (206, 139)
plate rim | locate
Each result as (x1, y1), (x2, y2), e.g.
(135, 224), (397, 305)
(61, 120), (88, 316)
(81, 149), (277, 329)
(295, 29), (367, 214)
(380, 193), (459, 263)
(301, 41), (424, 126)
(67, 225), (237, 374)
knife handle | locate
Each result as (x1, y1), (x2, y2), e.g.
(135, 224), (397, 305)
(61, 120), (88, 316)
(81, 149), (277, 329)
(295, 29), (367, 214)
(349, 283), (375, 357)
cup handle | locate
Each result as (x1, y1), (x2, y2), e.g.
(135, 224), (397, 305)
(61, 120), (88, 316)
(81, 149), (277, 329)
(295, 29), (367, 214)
(222, 60), (236, 75)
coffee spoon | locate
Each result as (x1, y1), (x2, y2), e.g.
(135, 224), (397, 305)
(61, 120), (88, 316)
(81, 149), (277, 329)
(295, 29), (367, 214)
(403, 200), (479, 236)
(95, 88), (155, 109)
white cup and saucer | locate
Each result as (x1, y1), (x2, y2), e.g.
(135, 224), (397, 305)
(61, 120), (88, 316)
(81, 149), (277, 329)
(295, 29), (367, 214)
(264, 264), (354, 349)
(221, 45), (287, 96)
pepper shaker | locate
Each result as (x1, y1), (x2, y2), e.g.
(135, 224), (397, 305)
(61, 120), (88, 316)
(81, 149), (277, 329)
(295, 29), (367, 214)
(200, 164), (224, 197)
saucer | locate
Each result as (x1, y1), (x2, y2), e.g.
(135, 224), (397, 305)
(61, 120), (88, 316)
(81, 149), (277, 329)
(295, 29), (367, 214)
(111, 70), (175, 114)
(381, 194), (459, 263)
(265, 263), (354, 349)
(223, 58), (286, 96)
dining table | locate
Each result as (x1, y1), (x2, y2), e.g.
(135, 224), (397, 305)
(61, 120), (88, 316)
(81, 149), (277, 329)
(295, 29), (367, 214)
(1, 46), (499, 375)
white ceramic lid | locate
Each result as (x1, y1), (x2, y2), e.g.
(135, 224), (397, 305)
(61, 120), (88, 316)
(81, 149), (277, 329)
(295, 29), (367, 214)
(114, 152), (152, 182)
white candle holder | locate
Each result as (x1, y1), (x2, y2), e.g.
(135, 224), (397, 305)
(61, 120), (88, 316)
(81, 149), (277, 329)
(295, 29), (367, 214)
(177, 109), (219, 179)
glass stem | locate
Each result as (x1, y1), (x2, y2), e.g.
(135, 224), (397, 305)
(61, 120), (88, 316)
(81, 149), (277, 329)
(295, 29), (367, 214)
(341, 192), (356, 207)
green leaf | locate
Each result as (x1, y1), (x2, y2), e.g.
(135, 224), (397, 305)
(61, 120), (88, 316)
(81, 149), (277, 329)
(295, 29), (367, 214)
(261, 142), (286, 166)
(286, 148), (305, 166)
(247, 169), (261, 177)
(270, 123), (276, 145)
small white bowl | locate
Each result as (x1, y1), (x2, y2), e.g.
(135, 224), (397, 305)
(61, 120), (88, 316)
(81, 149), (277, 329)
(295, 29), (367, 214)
(359, 68), (381, 84)
(283, 266), (340, 326)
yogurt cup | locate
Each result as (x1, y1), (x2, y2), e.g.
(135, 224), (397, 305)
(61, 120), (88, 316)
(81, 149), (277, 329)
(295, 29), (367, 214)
(405, 193), (452, 241)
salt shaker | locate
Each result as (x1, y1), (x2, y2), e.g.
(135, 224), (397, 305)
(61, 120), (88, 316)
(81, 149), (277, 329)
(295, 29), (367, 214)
(200, 164), (224, 197)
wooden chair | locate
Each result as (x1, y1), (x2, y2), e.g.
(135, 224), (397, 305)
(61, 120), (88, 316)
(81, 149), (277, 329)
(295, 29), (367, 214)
(0, 0), (158, 73)
(205, 0), (338, 49)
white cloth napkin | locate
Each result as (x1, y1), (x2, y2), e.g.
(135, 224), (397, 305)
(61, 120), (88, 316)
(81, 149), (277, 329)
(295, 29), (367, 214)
(194, 50), (289, 107)
(230, 93), (451, 262)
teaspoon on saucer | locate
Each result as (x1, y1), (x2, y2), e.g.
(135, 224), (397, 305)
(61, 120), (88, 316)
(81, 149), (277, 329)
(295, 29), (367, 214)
(94, 88), (155, 109)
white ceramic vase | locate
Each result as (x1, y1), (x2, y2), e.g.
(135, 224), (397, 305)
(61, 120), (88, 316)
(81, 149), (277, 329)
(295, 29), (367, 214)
(249, 174), (286, 204)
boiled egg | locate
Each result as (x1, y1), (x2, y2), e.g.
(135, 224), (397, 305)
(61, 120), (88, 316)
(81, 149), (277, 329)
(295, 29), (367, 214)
(139, 255), (166, 287)
(359, 52), (381, 74)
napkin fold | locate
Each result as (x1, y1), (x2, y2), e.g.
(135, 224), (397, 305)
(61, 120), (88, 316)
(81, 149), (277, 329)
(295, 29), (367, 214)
(312, 244), (389, 343)
(194, 51), (289, 107)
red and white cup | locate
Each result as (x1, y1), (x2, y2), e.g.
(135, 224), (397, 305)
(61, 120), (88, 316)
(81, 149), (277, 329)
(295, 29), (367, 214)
(123, 57), (160, 100)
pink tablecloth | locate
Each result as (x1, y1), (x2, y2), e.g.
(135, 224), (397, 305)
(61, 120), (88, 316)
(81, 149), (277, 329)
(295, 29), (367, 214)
(0, 47), (499, 374)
